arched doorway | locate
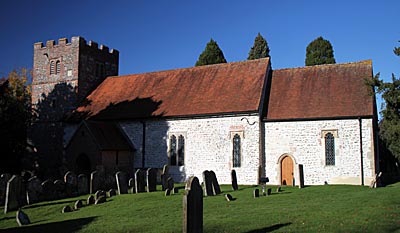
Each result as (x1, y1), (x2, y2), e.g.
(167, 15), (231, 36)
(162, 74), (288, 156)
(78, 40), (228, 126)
(281, 156), (294, 186)
(76, 153), (91, 176)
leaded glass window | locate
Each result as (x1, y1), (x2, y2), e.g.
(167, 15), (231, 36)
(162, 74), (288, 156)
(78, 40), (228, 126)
(169, 135), (177, 166)
(233, 134), (241, 167)
(325, 132), (335, 165)
(178, 135), (185, 166)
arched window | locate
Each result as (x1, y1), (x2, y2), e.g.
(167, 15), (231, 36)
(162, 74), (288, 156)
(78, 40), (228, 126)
(56, 60), (61, 74)
(169, 135), (177, 166)
(325, 132), (335, 165)
(233, 134), (241, 167)
(178, 135), (185, 166)
(50, 61), (55, 75)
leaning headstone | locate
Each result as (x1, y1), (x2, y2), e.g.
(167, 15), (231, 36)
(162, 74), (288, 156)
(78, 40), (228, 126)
(0, 173), (12, 205)
(231, 170), (238, 191)
(77, 174), (89, 195)
(16, 209), (30, 226)
(146, 168), (157, 192)
(276, 186), (281, 193)
(165, 189), (171, 196)
(90, 171), (100, 194)
(161, 165), (169, 191)
(210, 171), (221, 195)
(167, 177), (174, 191)
(128, 178), (135, 194)
(298, 164), (305, 189)
(107, 189), (117, 197)
(26, 176), (42, 205)
(53, 179), (66, 199)
(74, 200), (83, 210)
(115, 171), (128, 195)
(87, 195), (95, 205)
(183, 176), (203, 233)
(225, 194), (233, 202)
(64, 171), (78, 197)
(94, 190), (106, 201)
(135, 169), (146, 193)
(202, 170), (213, 196)
(267, 188), (272, 196)
(62, 205), (72, 213)
(4, 175), (23, 213)
(95, 195), (106, 205)
(253, 189), (260, 198)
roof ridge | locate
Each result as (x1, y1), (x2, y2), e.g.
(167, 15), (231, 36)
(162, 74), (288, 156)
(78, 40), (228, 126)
(274, 59), (372, 72)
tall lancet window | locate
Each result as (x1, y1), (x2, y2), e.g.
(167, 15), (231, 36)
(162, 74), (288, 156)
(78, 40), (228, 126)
(169, 135), (177, 166)
(233, 134), (241, 167)
(178, 135), (185, 166)
(325, 132), (335, 165)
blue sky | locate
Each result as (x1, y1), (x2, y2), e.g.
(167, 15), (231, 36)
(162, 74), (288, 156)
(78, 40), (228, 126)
(0, 0), (399, 113)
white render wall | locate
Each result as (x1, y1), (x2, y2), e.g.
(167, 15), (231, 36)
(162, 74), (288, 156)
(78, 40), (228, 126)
(119, 115), (261, 185)
(264, 118), (376, 186)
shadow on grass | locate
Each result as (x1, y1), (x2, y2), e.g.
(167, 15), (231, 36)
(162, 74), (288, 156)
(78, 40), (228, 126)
(246, 222), (292, 233)
(0, 216), (97, 233)
(24, 200), (77, 209)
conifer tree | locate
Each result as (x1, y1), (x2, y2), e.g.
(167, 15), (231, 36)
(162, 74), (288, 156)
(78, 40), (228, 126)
(248, 33), (270, 60)
(195, 39), (227, 66)
(305, 36), (336, 66)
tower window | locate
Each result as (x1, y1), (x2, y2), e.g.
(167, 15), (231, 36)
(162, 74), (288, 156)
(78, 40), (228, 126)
(56, 60), (61, 74)
(50, 61), (55, 75)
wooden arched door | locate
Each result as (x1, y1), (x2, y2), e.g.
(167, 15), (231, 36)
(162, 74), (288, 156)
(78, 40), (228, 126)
(281, 156), (294, 186)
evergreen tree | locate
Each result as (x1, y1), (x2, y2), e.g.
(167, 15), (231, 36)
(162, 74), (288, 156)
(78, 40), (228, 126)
(305, 36), (336, 66)
(248, 33), (270, 60)
(195, 39), (227, 66)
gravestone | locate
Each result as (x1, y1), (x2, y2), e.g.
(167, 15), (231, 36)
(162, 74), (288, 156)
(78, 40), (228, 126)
(167, 177), (174, 191)
(128, 178), (135, 194)
(161, 165), (169, 191)
(0, 173), (12, 205)
(95, 190), (106, 201)
(298, 164), (305, 188)
(173, 187), (179, 194)
(53, 179), (66, 199)
(41, 179), (55, 201)
(64, 171), (78, 197)
(165, 189), (171, 196)
(16, 209), (30, 226)
(202, 170), (213, 196)
(276, 186), (281, 193)
(253, 189), (260, 198)
(77, 174), (89, 195)
(107, 189), (117, 197)
(267, 188), (272, 196)
(95, 195), (106, 204)
(231, 170), (238, 191)
(225, 194), (233, 202)
(183, 176), (203, 233)
(210, 171), (221, 195)
(62, 205), (72, 213)
(26, 176), (42, 205)
(74, 200), (83, 209)
(115, 171), (128, 195)
(135, 169), (146, 193)
(4, 175), (23, 213)
(90, 171), (101, 194)
(146, 168), (157, 192)
(87, 195), (95, 205)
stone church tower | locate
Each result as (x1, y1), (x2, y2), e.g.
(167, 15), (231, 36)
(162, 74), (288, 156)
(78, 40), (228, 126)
(31, 36), (119, 177)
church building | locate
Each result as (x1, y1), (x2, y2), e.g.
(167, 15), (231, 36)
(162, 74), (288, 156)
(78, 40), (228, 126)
(31, 37), (378, 186)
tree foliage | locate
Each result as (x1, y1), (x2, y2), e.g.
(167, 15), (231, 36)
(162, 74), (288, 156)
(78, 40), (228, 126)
(0, 68), (31, 173)
(248, 33), (270, 60)
(305, 36), (336, 66)
(195, 39), (227, 66)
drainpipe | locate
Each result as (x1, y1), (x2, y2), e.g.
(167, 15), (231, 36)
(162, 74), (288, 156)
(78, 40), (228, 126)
(141, 121), (146, 168)
(359, 118), (364, 186)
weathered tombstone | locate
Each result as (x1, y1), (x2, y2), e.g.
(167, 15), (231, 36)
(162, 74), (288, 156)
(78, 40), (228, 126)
(128, 178), (135, 194)
(146, 168), (157, 192)
(183, 176), (203, 233)
(4, 175), (23, 213)
(276, 186), (281, 193)
(64, 171), (78, 197)
(115, 171), (128, 195)
(135, 169), (146, 193)
(298, 164), (305, 189)
(53, 179), (66, 199)
(87, 195), (95, 205)
(0, 173), (12, 205)
(77, 174), (89, 195)
(267, 188), (272, 196)
(16, 209), (30, 226)
(62, 205), (72, 213)
(95, 195), (106, 205)
(74, 200), (83, 210)
(210, 171), (221, 195)
(94, 190), (106, 201)
(253, 189), (260, 198)
(165, 189), (171, 196)
(161, 165), (169, 191)
(202, 170), (213, 196)
(26, 176), (42, 205)
(167, 177), (174, 191)
(107, 189), (117, 197)
(173, 187), (179, 194)
(41, 179), (55, 201)
(231, 170), (238, 191)
(225, 194), (233, 202)
(90, 171), (100, 194)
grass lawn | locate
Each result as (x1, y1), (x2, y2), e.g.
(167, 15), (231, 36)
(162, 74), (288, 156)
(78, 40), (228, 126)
(1, 182), (400, 232)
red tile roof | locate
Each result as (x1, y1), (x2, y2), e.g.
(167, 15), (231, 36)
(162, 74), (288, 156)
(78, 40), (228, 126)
(75, 58), (270, 120)
(266, 60), (374, 121)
